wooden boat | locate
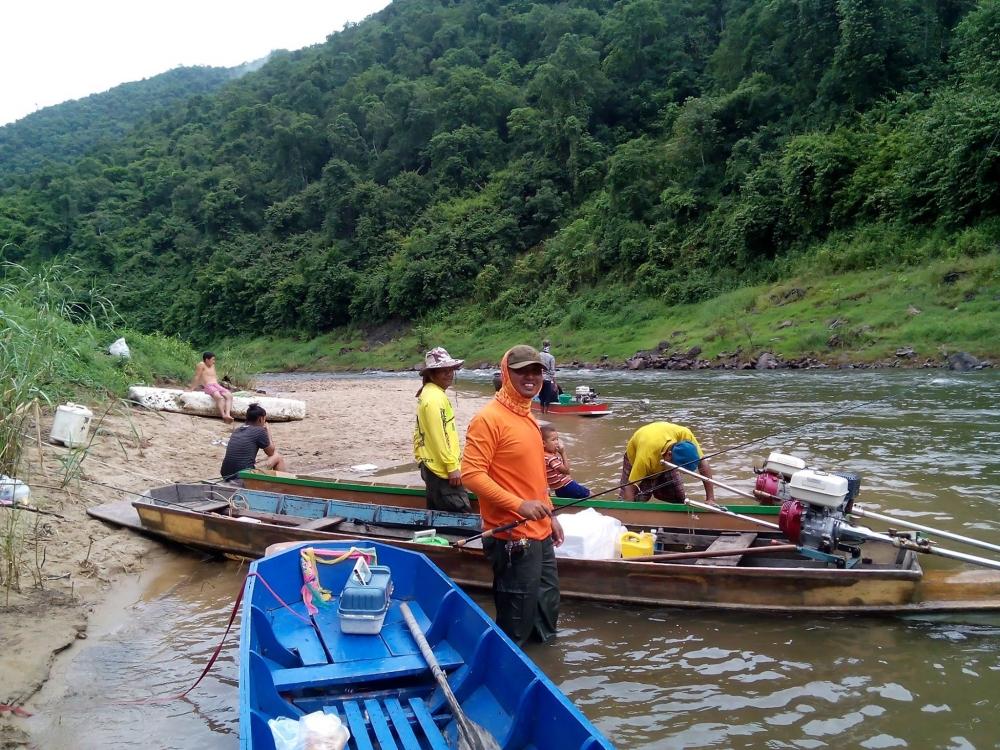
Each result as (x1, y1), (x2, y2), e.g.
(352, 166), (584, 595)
(127, 385), (306, 421)
(531, 400), (611, 417)
(88, 483), (1000, 614)
(238, 470), (781, 532)
(241, 539), (613, 749)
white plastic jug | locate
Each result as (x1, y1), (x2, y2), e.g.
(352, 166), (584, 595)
(49, 403), (94, 448)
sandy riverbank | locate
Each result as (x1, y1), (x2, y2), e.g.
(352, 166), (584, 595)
(0, 375), (489, 747)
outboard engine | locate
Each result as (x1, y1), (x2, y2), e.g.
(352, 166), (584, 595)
(574, 386), (599, 404)
(753, 452), (806, 504)
(777, 469), (863, 560)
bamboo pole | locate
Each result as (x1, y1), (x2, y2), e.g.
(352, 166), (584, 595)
(627, 544), (799, 563)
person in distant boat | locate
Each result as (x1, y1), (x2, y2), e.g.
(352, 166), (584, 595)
(413, 347), (472, 513)
(220, 403), (286, 482)
(462, 345), (564, 646)
(619, 422), (716, 504)
(541, 424), (590, 499)
(190, 351), (234, 423)
(538, 339), (558, 413)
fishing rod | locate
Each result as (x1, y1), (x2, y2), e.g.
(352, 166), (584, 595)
(452, 471), (681, 549)
(667, 461), (1000, 571)
(665, 459), (1000, 556)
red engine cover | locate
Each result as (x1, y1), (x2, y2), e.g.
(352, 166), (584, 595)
(778, 500), (804, 544)
(755, 471), (781, 498)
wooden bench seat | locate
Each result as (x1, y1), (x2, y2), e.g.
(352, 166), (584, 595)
(186, 500), (230, 513)
(695, 532), (758, 566)
(325, 697), (449, 750)
(273, 651), (463, 692)
(297, 516), (346, 531)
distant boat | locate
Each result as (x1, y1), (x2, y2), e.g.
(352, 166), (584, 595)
(240, 539), (614, 749)
(87, 484), (1000, 614)
(530, 400), (611, 417)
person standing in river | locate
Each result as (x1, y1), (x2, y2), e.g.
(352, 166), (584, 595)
(538, 339), (558, 412)
(462, 345), (564, 646)
(413, 347), (471, 513)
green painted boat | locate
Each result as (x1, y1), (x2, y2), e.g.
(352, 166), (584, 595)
(239, 469), (779, 532)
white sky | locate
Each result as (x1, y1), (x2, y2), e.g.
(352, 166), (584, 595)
(0, 0), (391, 126)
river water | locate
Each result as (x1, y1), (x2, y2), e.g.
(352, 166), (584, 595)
(27, 370), (1000, 749)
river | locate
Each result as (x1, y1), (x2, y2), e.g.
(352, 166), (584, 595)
(26, 369), (1000, 748)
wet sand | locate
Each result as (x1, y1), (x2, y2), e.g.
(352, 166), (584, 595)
(0, 375), (488, 747)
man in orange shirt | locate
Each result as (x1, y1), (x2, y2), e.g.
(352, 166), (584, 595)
(462, 345), (565, 646)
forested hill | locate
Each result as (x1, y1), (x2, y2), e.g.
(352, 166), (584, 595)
(1, 0), (997, 347)
(0, 65), (246, 185)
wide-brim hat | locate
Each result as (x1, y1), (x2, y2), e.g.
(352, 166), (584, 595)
(420, 346), (464, 373)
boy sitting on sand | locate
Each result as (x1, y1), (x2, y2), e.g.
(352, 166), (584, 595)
(541, 424), (591, 499)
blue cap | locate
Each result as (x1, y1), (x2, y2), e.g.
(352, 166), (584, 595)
(669, 440), (701, 471)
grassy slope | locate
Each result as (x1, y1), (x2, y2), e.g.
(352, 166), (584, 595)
(232, 253), (999, 371)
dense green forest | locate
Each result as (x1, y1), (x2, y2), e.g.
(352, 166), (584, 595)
(0, 0), (997, 356)
(0, 65), (248, 186)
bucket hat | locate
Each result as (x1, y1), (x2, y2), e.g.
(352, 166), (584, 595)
(420, 347), (464, 374)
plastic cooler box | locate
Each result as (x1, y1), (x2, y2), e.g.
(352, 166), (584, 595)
(338, 565), (393, 634)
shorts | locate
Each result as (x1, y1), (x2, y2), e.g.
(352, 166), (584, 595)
(554, 480), (591, 499)
(619, 454), (686, 502)
(203, 383), (231, 399)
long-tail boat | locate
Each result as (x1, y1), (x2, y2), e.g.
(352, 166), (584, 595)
(87, 483), (1000, 615)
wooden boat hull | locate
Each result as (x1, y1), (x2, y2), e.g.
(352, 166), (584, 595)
(127, 385), (306, 421)
(241, 539), (613, 749)
(117, 484), (1000, 614)
(532, 401), (611, 416)
(239, 470), (781, 531)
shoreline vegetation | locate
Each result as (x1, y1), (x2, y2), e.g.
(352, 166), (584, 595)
(230, 252), (998, 374)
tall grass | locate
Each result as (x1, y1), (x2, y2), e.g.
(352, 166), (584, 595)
(0, 260), (199, 594)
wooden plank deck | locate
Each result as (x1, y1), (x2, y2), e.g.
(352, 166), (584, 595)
(695, 532), (758, 566)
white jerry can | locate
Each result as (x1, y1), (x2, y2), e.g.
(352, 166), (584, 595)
(49, 403), (94, 448)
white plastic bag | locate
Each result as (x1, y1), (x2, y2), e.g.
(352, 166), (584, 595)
(108, 337), (131, 359)
(268, 710), (350, 750)
(554, 508), (623, 560)
(0, 475), (30, 506)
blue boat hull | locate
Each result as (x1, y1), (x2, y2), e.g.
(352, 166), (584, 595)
(240, 540), (614, 750)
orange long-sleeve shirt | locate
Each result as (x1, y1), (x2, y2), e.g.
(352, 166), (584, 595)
(461, 399), (553, 541)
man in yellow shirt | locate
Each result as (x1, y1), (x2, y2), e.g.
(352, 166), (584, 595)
(619, 421), (717, 504)
(413, 347), (471, 512)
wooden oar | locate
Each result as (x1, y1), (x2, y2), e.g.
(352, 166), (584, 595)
(627, 544), (799, 563)
(400, 601), (500, 750)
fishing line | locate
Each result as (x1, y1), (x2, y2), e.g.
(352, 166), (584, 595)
(700, 391), (897, 463)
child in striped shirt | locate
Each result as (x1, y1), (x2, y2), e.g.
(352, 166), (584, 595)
(541, 424), (591, 499)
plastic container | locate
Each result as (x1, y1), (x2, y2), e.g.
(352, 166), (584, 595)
(763, 452), (806, 478)
(619, 530), (655, 559)
(49, 403), (93, 448)
(338, 564), (393, 634)
(0, 476), (30, 505)
(558, 393), (573, 405)
(788, 469), (849, 508)
(554, 508), (623, 560)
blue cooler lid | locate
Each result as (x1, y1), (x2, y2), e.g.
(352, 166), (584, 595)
(338, 565), (393, 616)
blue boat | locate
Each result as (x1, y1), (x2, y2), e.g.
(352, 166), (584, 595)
(240, 539), (614, 750)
